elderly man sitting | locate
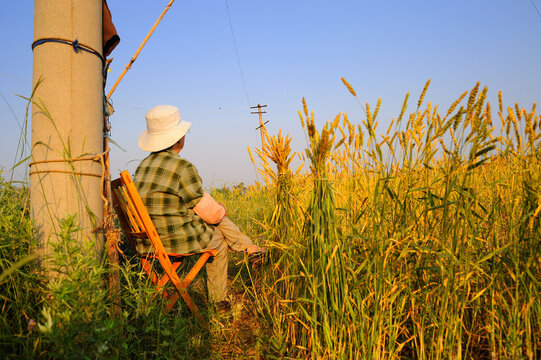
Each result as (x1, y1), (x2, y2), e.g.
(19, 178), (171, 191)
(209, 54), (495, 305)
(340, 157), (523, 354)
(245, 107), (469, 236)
(134, 105), (265, 309)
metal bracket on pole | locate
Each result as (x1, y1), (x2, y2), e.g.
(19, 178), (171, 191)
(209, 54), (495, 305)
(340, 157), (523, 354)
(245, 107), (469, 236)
(256, 120), (269, 130)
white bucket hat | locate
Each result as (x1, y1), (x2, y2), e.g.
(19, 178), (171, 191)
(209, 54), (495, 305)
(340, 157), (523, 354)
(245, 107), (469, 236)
(138, 105), (192, 152)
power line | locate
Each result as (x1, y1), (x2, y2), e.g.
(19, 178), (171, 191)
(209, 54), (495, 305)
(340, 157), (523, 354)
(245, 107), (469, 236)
(529, 0), (541, 18)
(224, 0), (252, 107)
(0, 72), (30, 84)
(223, 1), (264, 184)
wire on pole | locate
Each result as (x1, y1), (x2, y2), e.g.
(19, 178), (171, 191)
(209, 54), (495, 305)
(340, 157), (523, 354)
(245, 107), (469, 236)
(529, 0), (541, 18)
(225, 0), (252, 108)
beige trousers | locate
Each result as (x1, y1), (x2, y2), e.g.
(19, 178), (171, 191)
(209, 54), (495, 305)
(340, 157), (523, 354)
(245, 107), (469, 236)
(204, 216), (253, 302)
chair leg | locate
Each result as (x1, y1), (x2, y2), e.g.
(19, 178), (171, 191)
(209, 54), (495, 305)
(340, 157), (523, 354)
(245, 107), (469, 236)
(142, 258), (181, 299)
(165, 288), (202, 322)
(165, 252), (212, 325)
(156, 262), (181, 287)
(141, 258), (158, 283)
(182, 252), (212, 289)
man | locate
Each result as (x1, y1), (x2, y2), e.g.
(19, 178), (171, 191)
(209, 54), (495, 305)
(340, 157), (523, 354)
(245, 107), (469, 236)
(134, 105), (265, 308)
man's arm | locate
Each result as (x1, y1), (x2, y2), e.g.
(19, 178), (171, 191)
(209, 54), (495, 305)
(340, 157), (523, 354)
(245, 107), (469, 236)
(193, 192), (226, 224)
(178, 161), (226, 224)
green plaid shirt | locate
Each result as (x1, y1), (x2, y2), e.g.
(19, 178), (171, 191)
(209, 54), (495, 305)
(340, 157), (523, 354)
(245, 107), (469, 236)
(134, 149), (213, 254)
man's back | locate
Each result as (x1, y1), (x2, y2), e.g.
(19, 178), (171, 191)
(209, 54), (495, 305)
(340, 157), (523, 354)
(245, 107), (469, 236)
(134, 149), (213, 254)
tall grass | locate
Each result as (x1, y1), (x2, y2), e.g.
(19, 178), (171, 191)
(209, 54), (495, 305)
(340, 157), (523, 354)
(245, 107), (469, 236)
(254, 81), (540, 359)
(0, 174), (38, 358)
(0, 181), (216, 358)
(0, 92), (217, 359)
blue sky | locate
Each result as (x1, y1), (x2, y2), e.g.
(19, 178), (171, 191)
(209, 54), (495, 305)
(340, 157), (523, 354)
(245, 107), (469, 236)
(1, 1), (540, 186)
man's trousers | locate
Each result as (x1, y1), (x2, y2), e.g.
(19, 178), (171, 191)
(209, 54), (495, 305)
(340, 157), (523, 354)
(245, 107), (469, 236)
(204, 216), (253, 302)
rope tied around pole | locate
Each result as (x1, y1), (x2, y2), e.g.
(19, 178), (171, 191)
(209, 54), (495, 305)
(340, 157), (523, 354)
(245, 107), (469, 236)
(28, 150), (115, 236)
(29, 150), (110, 205)
(31, 38), (106, 66)
(29, 150), (110, 221)
(103, 212), (123, 253)
(28, 151), (109, 179)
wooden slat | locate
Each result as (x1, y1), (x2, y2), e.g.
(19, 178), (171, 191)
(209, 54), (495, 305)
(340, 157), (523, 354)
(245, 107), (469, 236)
(115, 187), (140, 233)
(120, 185), (144, 233)
(110, 179), (139, 252)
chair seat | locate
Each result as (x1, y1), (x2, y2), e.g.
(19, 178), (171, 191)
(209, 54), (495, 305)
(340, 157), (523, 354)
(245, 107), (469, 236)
(144, 248), (218, 260)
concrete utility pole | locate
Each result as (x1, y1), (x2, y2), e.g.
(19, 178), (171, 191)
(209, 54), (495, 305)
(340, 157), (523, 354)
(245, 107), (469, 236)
(31, 0), (104, 264)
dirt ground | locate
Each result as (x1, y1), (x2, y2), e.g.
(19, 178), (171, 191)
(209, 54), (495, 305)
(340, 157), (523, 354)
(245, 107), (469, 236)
(209, 256), (269, 359)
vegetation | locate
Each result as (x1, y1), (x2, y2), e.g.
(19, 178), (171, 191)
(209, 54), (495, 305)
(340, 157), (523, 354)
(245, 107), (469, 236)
(0, 81), (539, 359)
(243, 80), (540, 359)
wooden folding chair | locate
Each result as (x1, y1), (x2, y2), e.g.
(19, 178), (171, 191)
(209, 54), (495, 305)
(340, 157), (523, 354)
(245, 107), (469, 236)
(111, 170), (217, 324)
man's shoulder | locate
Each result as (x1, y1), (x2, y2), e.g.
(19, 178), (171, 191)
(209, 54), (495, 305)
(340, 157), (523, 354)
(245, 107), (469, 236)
(135, 151), (199, 180)
(138, 150), (192, 168)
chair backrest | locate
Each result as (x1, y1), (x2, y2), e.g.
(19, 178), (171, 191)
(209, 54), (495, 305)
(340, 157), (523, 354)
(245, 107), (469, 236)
(111, 178), (143, 252)
(111, 170), (175, 258)
(111, 170), (187, 296)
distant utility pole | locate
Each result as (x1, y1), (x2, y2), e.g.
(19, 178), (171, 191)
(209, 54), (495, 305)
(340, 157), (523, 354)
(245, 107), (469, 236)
(251, 104), (270, 186)
(251, 104), (268, 149)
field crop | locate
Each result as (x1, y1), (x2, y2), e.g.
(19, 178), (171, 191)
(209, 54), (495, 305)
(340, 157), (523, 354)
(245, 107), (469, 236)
(236, 80), (541, 359)
(0, 81), (539, 359)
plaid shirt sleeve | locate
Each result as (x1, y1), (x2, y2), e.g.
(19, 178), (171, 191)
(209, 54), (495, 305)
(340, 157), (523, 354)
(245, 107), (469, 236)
(178, 162), (204, 208)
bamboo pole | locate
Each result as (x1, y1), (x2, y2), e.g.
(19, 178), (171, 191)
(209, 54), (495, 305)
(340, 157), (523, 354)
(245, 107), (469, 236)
(107, 0), (176, 99)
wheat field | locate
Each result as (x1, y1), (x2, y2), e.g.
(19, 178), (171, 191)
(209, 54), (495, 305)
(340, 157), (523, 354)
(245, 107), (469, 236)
(223, 79), (541, 359)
